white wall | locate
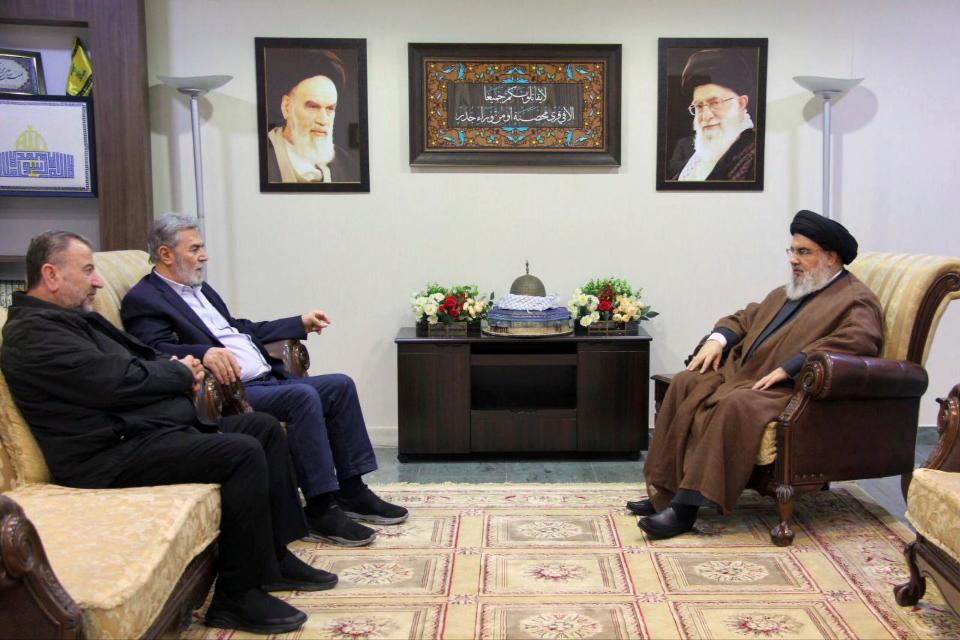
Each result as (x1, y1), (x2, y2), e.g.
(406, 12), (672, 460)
(145, 0), (960, 441)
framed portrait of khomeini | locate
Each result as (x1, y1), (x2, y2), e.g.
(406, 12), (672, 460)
(656, 38), (767, 191)
(255, 37), (370, 193)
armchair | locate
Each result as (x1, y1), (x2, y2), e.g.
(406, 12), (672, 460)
(91, 250), (310, 410)
(652, 252), (960, 546)
(894, 383), (960, 614)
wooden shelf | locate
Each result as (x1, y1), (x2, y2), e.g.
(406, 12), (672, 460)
(471, 353), (577, 367)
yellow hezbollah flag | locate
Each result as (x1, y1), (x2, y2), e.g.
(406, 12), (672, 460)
(66, 38), (93, 96)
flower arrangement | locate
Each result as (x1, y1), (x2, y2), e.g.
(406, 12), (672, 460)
(566, 277), (658, 328)
(411, 283), (491, 325)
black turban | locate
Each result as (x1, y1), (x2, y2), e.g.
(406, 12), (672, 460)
(789, 210), (858, 264)
(681, 48), (755, 100)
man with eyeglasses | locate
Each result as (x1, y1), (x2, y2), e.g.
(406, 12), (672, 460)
(670, 48), (757, 182)
(628, 210), (883, 539)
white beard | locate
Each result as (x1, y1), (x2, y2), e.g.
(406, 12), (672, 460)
(288, 128), (336, 168)
(785, 256), (836, 300)
(693, 109), (753, 160)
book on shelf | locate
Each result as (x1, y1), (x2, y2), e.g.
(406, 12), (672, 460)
(0, 280), (27, 309)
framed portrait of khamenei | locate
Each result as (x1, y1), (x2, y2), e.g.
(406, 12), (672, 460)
(0, 94), (96, 197)
(656, 38), (767, 191)
(255, 37), (370, 193)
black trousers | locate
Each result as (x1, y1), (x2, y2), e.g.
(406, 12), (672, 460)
(110, 412), (308, 591)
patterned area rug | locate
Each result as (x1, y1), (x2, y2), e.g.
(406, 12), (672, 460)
(182, 482), (960, 639)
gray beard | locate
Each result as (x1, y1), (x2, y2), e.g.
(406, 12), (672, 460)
(785, 260), (836, 300)
(174, 256), (205, 287)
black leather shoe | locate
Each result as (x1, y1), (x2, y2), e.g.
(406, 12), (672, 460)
(263, 550), (338, 592)
(204, 587), (307, 634)
(626, 498), (656, 516)
(637, 507), (695, 540)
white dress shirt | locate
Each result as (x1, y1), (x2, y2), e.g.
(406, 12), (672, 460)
(154, 271), (271, 381)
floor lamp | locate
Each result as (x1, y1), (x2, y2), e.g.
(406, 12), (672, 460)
(793, 76), (862, 219)
(157, 74), (233, 238)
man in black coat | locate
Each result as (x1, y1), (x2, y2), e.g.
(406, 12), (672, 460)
(0, 231), (335, 635)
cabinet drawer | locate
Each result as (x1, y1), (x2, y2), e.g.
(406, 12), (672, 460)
(470, 409), (576, 452)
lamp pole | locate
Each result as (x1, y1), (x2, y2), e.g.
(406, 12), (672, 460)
(157, 75), (233, 237)
(793, 76), (862, 219)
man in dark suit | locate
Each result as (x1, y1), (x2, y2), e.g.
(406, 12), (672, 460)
(1, 231), (337, 635)
(121, 214), (407, 547)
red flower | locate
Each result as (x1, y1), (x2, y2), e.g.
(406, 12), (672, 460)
(598, 299), (612, 312)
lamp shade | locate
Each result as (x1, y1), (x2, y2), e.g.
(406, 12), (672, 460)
(157, 74), (232, 96)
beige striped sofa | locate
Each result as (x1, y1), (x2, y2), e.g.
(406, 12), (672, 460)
(895, 382), (960, 614)
(0, 250), (221, 639)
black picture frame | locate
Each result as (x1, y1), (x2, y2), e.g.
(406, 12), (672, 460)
(656, 38), (767, 191)
(0, 48), (45, 95)
(0, 94), (97, 197)
(255, 37), (369, 193)
(409, 43), (621, 166)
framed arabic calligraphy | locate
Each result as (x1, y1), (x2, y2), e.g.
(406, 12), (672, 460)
(409, 43), (621, 166)
(0, 49), (45, 95)
(0, 94), (97, 197)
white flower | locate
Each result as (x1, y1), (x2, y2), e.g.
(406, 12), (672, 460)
(431, 292), (444, 302)
(427, 314), (439, 324)
(423, 301), (438, 316)
(579, 311), (600, 327)
(566, 302), (580, 316)
(577, 293), (589, 307)
(612, 312), (623, 322)
(586, 295), (599, 312)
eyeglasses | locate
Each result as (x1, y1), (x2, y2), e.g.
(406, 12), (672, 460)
(785, 247), (818, 258)
(688, 96), (737, 116)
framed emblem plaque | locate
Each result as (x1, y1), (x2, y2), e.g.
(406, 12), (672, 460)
(0, 94), (96, 197)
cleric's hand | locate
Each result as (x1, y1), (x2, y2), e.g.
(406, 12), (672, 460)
(752, 367), (789, 390)
(686, 339), (724, 373)
(174, 355), (205, 393)
(202, 347), (242, 385)
(302, 309), (331, 334)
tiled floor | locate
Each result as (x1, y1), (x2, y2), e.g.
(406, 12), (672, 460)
(366, 427), (939, 525)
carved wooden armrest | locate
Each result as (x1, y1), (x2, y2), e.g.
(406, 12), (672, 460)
(193, 369), (223, 426)
(796, 352), (928, 400)
(926, 383), (960, 472)
(220, 379), (254, 415)
(263, 339), (310, 378)
(0, 495), (83, 639)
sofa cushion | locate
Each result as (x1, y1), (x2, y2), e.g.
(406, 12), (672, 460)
(0, 307), (51, 488)
(91, 250), (152, 330)
(906, 467), (960, 564)
(7, 482), (220, 639)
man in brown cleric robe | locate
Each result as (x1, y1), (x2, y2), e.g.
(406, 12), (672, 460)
(629, 210), (883, 539)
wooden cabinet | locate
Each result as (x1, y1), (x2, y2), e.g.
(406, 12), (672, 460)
(395, 328), (650, 458)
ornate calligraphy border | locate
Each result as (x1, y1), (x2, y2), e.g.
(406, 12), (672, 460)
(409, 44), (621, 166)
